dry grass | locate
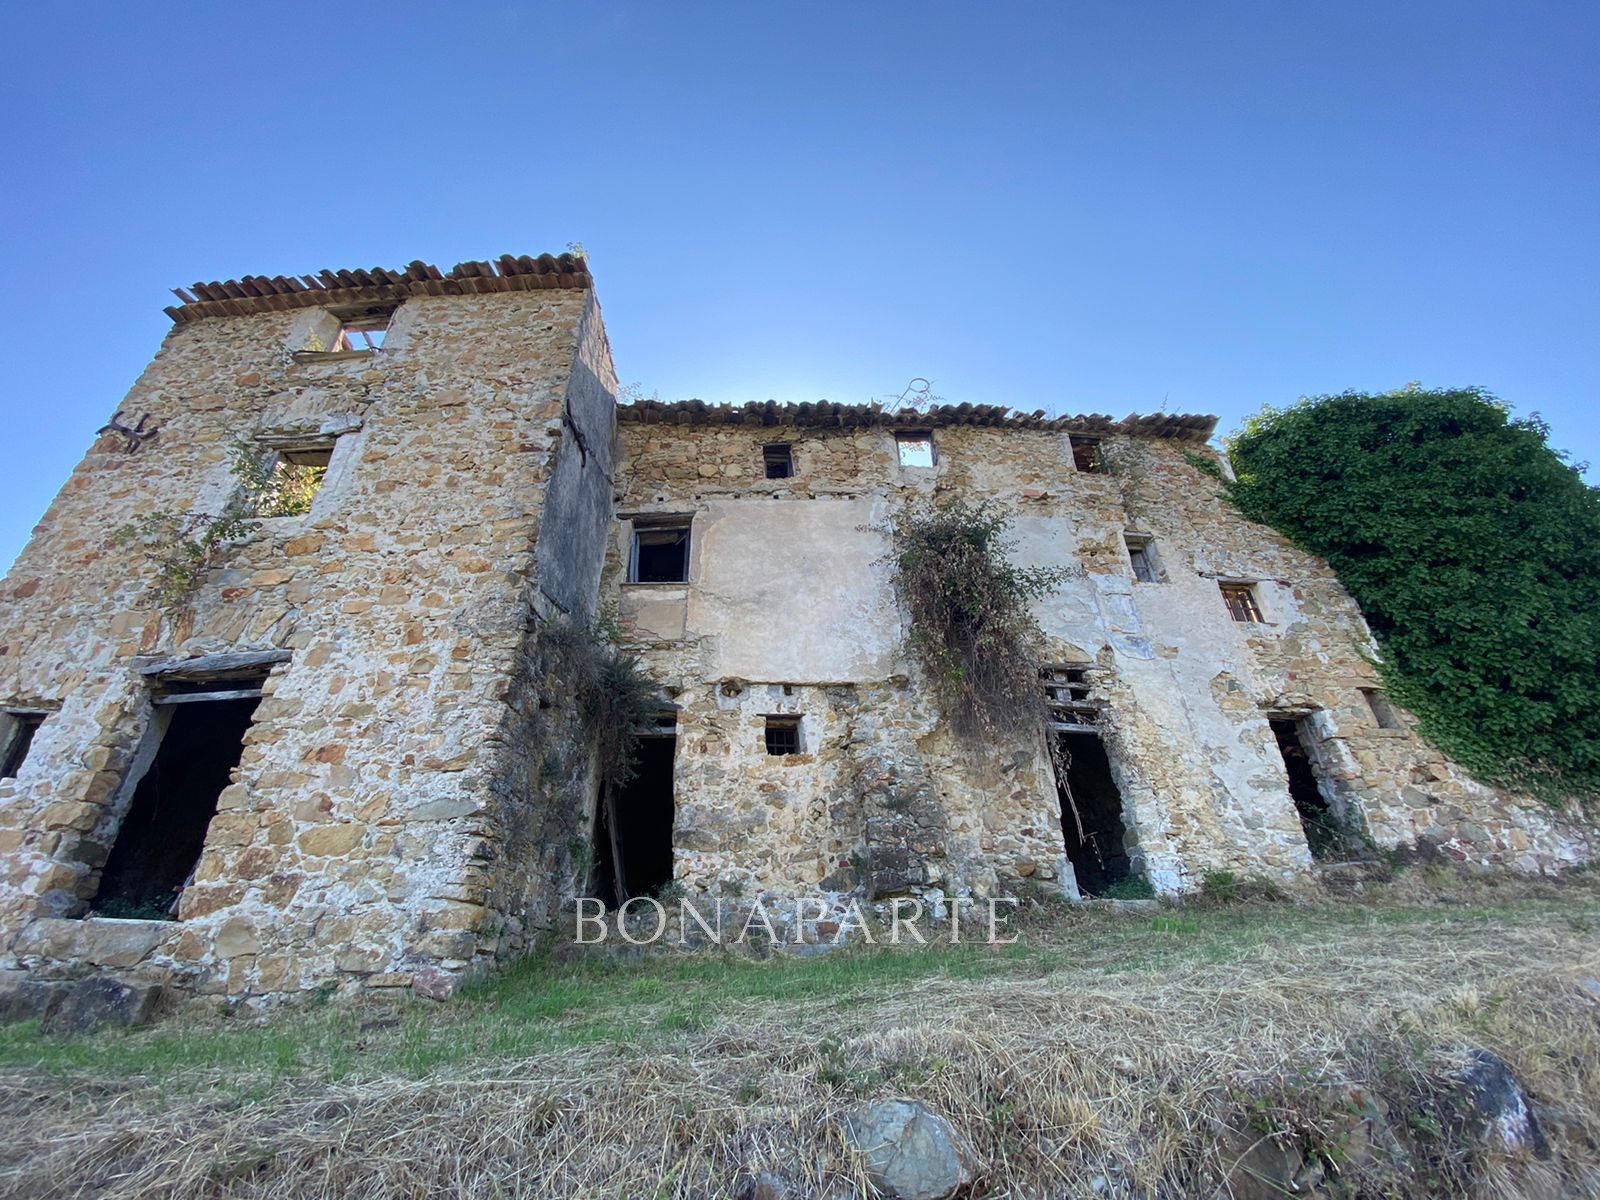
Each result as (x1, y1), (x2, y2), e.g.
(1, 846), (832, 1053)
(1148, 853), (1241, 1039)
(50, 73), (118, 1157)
(2, 871), (1598, 1199)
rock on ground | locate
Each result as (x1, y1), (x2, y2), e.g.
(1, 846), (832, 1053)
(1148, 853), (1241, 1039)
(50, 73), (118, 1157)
(843, 1098), (979, 1200)
(1460, 1047), (1550, 1159)
(41, 976), (164, 1035)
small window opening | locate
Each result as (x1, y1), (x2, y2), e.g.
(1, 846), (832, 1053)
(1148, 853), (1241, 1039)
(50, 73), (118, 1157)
(1270, 716), (1344, 860)
(590, 727), (677, 908)
(763, 443), (793, 479)
(1042, 665), (1099, 730)
(1070, 436), (1104, 474)
(332, 308), (394, 352)
(895, 431), (936, 468)
(1054, 733), (1135, 896)
(764, 716), (802, 756)
(253, 440), (334, 517)
(1362, 689), (1401, 730)
(1, 712), (46, 779)
(92, 675), (265, 920)
(1125, 534), (1158, 583)
(1220, 582), (1263, 623)
(629, 522), (691, 583)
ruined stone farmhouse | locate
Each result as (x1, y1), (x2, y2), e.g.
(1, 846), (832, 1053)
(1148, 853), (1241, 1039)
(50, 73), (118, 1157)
(0, 254), (1589, 1001)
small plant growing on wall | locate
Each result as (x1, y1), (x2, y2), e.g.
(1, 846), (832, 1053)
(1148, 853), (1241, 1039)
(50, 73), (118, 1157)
(111, 438), (322, 608)
(886, 497), (1072, 741)
(538, 613), (665, 791)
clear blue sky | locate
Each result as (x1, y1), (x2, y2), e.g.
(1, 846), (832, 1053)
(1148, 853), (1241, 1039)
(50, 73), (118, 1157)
(2, 3), (1596, 572)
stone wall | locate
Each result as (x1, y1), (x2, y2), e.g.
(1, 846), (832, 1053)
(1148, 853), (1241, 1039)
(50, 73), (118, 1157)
(608, 417), (1592, 911)
(0, 284), (615, 998)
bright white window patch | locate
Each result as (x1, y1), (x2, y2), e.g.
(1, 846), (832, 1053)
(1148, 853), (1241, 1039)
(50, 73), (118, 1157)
(895, 432), (935, 468)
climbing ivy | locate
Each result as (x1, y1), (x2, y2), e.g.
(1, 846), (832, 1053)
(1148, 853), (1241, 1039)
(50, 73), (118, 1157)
(1221, 386), (1600, 806)
(887, 498), (1072, 742)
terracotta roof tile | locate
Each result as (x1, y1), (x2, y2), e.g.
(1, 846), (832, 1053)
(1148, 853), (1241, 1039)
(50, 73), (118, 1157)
(164, 253), (589, 323)
(617, 399), (1217, 442)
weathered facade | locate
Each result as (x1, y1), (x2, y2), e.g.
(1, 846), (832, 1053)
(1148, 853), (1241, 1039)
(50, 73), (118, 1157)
(0, 255), (1591, 1004)
(606, 402), (1591, 915)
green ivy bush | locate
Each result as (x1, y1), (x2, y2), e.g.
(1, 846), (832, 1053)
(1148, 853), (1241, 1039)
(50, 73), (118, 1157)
(1221, 386), (1600, 806)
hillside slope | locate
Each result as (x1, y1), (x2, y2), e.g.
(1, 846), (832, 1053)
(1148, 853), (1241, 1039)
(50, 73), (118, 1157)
(2, 871), (1597, 1199)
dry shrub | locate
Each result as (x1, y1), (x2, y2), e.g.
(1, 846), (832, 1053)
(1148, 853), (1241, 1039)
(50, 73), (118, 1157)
(886, 498), (1072, 742)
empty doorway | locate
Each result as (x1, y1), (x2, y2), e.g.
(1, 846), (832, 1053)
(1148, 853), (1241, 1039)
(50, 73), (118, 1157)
(1269, 717), (1342, 860)
(1055, 733), (1134, 896)
(591, 732), (677, 908)
(92, 680), (262, 919)
(1042, 665), (1139, 897)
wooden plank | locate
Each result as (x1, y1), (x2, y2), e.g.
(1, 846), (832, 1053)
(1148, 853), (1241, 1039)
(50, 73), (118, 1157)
(154, 688), (265, 705)
(136, 649), (291, 679)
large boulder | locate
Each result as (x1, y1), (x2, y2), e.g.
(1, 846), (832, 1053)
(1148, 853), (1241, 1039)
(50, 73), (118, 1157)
(843, 1099), (979, 1200)
(0, 972), (65, 1024)
(42, 976), (165, 1035)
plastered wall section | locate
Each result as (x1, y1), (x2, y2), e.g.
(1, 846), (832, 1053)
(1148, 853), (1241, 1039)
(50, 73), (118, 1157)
(0, 287), (614, 996)
(608, 421), (1591, 905)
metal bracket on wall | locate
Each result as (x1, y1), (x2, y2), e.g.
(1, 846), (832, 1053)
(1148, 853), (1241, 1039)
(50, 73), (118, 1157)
(96, 411), (160, 454)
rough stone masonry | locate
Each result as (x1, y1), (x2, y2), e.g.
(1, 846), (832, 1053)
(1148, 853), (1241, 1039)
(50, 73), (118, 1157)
(0, 254), (1591, 1004)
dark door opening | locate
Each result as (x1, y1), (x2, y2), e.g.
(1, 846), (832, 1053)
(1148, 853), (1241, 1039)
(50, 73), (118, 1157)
(1055, 733), (1134, 895)
(92, 695), (260, 919)
(591, 734), (677, 908)
(1270, 717), (1341, 860)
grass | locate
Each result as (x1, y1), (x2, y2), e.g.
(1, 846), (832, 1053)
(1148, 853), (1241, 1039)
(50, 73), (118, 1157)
(0, 870), (1597, 1197)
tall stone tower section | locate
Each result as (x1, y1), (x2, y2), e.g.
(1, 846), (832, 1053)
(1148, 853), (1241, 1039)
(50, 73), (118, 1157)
(0, 255), (617, 999)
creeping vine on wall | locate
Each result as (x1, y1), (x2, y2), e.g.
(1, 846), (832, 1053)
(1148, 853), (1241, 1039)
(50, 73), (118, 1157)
(1221, 386), (1600, 807)
(111, 438), (324, 608)
(886, 497), (1072, 743)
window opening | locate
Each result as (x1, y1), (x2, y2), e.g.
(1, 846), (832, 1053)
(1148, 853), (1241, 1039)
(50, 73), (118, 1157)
(264, 440), (334, 515)
(629, 522), (691, 583)
(764, 716), (802, 756)
(1362, 688), (1401, 730)
(0, 712), (45, 779)
(590, 729), (677, 908)
(1270, 717), (1342, 860)
(763, 443), (793, 479)
(332, 308), (394, 352)
(895, 431), (936, 468)
(1070, 436), (1104, 474)
(1125, 535), (1158, 583)
(1220, 582), (1263, 623)
(92, 676), (264, 919)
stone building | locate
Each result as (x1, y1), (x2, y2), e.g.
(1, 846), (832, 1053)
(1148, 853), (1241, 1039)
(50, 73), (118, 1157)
(0, 254), (1590, 1004)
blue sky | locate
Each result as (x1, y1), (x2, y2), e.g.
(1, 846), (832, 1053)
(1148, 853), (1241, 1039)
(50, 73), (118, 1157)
(2, 3), (1596, 571)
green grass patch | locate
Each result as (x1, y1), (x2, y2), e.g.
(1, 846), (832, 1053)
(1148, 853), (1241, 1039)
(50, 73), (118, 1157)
(1, 891), (1594, 1092)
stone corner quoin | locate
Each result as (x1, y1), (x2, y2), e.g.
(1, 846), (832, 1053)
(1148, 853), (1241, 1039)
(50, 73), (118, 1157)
(0, 253), (1588, 1004)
